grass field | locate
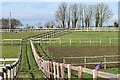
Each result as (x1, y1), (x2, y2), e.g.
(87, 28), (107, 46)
(2, 45), (20, 58)
(55, 32), (118, 38)
(2, 32), (43, 39)
(36, 31), (119, 72)
(1, 31), (44, 58)
(2, 31), (119, 78)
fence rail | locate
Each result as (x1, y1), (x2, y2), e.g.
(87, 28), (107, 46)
(0, 58), (18, 67)
(1, 39), (22, 45)
(54, 55), (120, 69)
(33, 38), (119, 45)
(0, 27), (119, 33)
(30, 39), (120, 79)
(0, 41), (22, 79)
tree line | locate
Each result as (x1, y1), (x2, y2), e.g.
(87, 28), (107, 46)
(0, 18), (22, 29)
(0, 3), (118, 29)
(54, 2), (114, 28)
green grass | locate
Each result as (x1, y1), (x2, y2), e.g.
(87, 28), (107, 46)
(2, 31), (119, 79)
(34, 44), (51, 59)
(100, 68), (120, 74)
(2, 32), (43, 39)
(18, 42), (44, 79)
(2, 45), (20, 58)
(55, 32), (118, 38)
(39, 31), (118, 46)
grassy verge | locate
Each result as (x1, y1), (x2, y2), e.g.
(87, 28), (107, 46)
(18, 41), (44, 79)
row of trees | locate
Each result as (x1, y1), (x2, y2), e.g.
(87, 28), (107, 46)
(54, 3), (113, 28)
(1, 3), (117, 29)
(0, 18), (22, 29)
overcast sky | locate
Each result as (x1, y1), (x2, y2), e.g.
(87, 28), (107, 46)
(1, 1), (118, 27)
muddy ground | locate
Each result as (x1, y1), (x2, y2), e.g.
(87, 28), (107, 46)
(46, 46), (118, 57)
(45, 46), (119, 68)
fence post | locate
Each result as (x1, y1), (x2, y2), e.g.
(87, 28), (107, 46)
(117, 74), (120, 80)
(84, 56), (87, 68)
(14, 65), (16, 77)
(7, 67), (11, 79)
(78, 66), (82, 80)
(70, 38), (71, 45)
(56, 63), (60, 79)
(109, 38), (112, 45)
(104, 55), (107, 69)
(100, 38), (101, 45)
(60, 63), (64, 80)
(45, 61), (48, 77)
(4, 58), (6, 66)
(53, 62), (56, 80)
(11, 39), (13, 46)
(93, 69), (97, 80)
(63, 58), (65, 64)
(67, 64), (71, 80)
(10, 66), (13, 79)
(90, 38), (91, 44)
(79, 38), (81, 45)
(46, 61), (50, 79)
(38, 39), (40, 46)
(2, 68), (6, 80)
(50, 61), (53, 79)
(49, 38), (51, 45)
(41, 39), (42, 45)
(60, 38), (62, 45)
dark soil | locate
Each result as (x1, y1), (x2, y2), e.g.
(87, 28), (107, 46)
(45, 46), (119, 68)
(46, 46), (118, 57)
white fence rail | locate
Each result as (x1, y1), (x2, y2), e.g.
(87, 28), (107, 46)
(33, 38), (119, 45)
(1, 39), (22, 45)
(0, 27), (119, 33)
(61, 55), (120, 69)
(30, 39), (120, 79)
(0, 58), (18, 67)
(0, 41), (22, 79)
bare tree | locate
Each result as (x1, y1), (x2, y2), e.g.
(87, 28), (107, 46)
(94, 3), (112, 27)
(71, 3), (79, 28)
(44, 20), (55, 28)
(55, 2), (67, 28)
(84, 5), (93, 27)
(1, 18), (22, 29)
(113, 21), (118, 27)
(66, 5), (71, 29)
(94, 5), (100, 27)
(37, 22), (42, 28)
(78, 4), (85, 27)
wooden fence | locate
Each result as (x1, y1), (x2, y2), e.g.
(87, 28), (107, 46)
(0, 41), (22, 79)
(30, 39), (120, 79)
(31, 29), (68, 40)
(61, 55), (120, 69)
(2, 39), (22, 45)
(33, 38), (119, 45)
(0, 29), (66, 79)
(0, 27), (119, 33)
(0, 58), (18, 67)
(0, 28), (66, 33)
(70, 27), (119, 32)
